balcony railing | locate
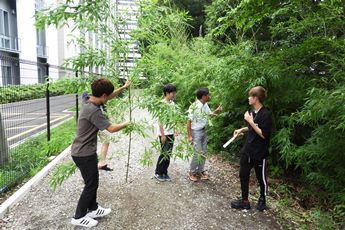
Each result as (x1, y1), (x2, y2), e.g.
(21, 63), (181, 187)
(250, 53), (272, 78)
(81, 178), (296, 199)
(0, 35), (21, 53)
(36, 45), (48, 58)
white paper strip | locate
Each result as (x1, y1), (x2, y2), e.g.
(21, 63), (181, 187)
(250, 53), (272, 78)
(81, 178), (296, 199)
(223, 135), (237, 148)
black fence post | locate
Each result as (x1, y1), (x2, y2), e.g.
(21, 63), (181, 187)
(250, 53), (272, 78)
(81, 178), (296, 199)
(75, 71), (79, 122)
(46, 63), (51, 142)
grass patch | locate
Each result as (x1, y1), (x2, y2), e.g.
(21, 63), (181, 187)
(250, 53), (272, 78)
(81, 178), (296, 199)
(269, 181), (345, 229)
(0, 118), (76, 193)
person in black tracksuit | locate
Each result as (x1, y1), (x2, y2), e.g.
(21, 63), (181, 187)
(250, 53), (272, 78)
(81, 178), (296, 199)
(231, 86), (273, 211)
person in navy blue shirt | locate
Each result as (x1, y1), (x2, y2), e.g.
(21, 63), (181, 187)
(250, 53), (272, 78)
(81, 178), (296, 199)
(231, 86), (273, 211)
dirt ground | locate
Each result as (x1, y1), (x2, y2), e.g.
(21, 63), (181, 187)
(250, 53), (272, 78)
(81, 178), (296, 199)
(0, 109), (284, 230)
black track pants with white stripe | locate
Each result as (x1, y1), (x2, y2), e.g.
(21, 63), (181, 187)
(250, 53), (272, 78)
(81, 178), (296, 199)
(239, 154), (268, 200)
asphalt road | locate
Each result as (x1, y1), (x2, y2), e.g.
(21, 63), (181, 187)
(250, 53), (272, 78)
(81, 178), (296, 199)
(0, 94), (76, 147)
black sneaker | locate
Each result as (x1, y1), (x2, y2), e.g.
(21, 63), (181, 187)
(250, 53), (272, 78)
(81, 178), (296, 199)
(164, 174), (171, 182)
(154, 174), (166, 182)
(230, 199), (251, 210)
(256, 197), (266, 211)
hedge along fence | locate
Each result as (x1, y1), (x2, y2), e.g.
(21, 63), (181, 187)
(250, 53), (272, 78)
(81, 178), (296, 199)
(0, 79), (76, 104)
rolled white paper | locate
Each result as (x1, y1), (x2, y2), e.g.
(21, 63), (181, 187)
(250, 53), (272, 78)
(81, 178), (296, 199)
(223, 135), (237, 148)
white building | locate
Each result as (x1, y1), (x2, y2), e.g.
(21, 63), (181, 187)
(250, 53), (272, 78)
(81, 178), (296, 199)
(0, 0), (89, 86)
(0, 0), (140, 86)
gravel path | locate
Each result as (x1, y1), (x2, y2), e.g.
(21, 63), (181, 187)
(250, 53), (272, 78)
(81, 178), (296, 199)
(0, 108), (283, 230)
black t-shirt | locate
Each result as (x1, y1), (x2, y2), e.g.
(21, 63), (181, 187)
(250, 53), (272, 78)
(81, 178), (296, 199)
(241, 107), (273, 160)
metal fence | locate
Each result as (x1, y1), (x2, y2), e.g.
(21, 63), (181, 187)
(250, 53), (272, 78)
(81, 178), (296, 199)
(0, 54), (79, 193)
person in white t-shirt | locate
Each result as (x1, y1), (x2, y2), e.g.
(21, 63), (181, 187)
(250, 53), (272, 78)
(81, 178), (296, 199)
(187, 87), (222, 181)
(154, 84), (178, 182)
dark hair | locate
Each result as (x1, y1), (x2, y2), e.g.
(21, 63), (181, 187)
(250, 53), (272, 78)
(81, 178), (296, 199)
(248, 86), (267, 102)
(91, 78), (114, 97)
(196, 87), (209, 99)
(163, 84), (177, 96)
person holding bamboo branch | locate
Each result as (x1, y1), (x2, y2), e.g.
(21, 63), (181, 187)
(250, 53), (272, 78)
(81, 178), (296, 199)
(187, 87), (222, 182)
(82, 80), (130, 171)
(97, 80), (130, 171)
(154, 84), (178, 182)
(71, 79), (129, 228)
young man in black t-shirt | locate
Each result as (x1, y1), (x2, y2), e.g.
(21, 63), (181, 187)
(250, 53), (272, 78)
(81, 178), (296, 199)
(231, 86), (273, 211)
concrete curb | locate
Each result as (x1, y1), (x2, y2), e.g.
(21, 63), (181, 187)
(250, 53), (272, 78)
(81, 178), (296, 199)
(0, 145), (71, 219)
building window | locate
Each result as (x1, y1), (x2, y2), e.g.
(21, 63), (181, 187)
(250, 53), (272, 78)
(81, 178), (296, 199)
(0, 10), (9, 37)
(1, 65), (12, 85)
(36, 29), (47, 57)
(0, 9), (10, 50)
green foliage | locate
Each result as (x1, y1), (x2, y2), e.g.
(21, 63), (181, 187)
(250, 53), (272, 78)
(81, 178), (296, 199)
(33, 0), (345, 227)
(269, 183), (345, 229)
(48, 161), (77, 192)
(0, 119), (76, 192)
(133, 0), (191, 49)
(122, 121), (149, 138)
(134, 0), (345, 227)
(0, 79), (76, 104)
(158, 0), (212, 37)
(140, 148), (154, 166)
(36, 0), (133, 86)
(334, 204), (345, 225)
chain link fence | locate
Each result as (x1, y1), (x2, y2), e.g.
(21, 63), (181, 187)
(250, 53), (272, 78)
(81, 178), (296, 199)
(0, 55), (77, 193)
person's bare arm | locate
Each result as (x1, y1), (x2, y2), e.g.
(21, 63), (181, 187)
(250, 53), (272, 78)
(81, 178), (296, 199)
(186, 120), (192, 142)
(106, 121), (129, 133)
(244, 111), (265, 139)
(159, 123), (166, 144)
(108, 81), (130, 100)
(210, 105), (222, 117)
(233, 127), (249, 136)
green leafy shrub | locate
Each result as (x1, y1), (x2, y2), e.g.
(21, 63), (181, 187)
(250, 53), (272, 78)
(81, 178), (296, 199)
(134, 0), (345, 228)
(0, 79), (77, 104)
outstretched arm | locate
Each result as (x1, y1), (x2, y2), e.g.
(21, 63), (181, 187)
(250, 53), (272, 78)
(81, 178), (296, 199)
(106, 121), (129, 133)
(108, 81), (130, 100)
(210, 105), (222, 117)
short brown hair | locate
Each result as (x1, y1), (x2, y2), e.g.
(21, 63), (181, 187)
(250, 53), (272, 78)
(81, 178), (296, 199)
(91, 78), (114, 97)
(249, 86), (267, 102)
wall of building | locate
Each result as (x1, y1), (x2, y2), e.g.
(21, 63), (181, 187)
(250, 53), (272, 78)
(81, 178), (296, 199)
(16, 0), (39, 84)
(1, 0), (112, 86)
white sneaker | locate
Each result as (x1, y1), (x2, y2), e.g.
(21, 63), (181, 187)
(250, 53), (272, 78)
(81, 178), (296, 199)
(71, 216), (98, 228)
(86, 206), (111, 218)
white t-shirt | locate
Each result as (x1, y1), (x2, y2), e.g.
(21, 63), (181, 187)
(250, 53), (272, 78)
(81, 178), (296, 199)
(188, 99), (211, 130)
(157, 99), (175, 136)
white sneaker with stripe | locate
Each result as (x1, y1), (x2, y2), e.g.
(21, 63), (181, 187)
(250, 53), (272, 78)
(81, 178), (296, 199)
(86, 206), (111, 218)
(71, 216), (98, 228)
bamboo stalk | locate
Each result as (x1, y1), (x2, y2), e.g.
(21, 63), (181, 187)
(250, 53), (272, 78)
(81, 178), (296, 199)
(125, 84), (132, 183)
